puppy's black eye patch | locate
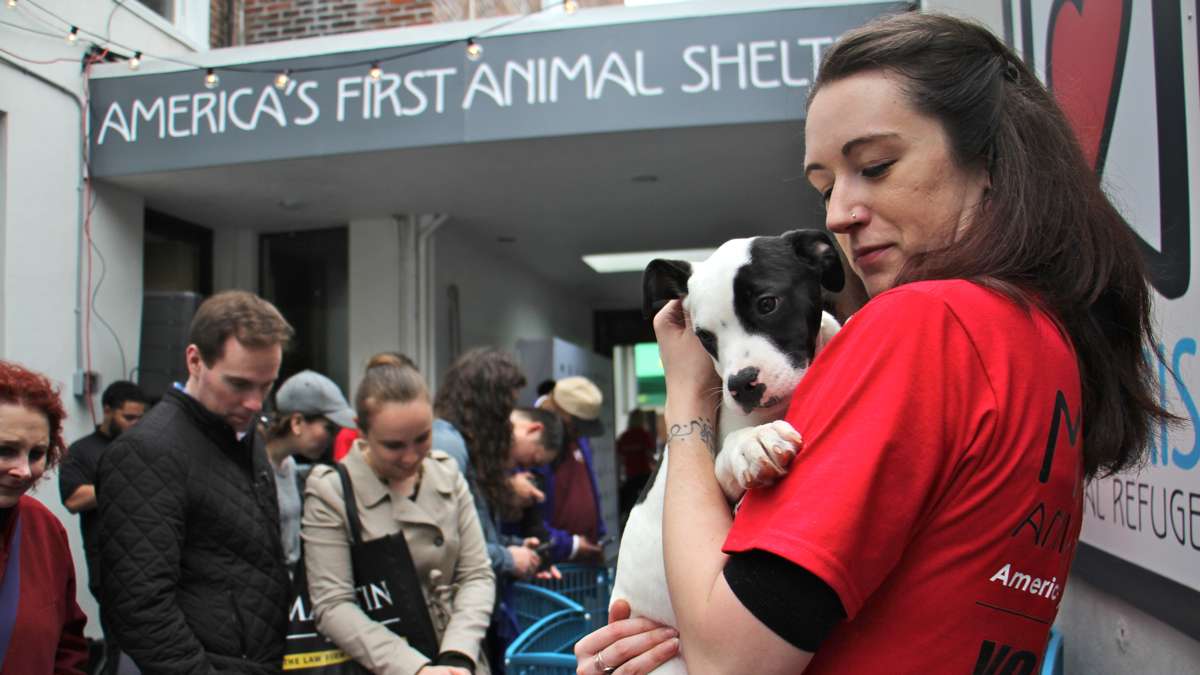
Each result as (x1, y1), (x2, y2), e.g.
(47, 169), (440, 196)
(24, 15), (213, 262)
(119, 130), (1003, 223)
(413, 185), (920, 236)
(695, 329), (718, 359)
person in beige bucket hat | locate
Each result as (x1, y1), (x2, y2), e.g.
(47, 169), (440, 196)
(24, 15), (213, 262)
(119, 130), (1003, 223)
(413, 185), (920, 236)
(548, 376), (604, 435)
(535, 376), (608, 564)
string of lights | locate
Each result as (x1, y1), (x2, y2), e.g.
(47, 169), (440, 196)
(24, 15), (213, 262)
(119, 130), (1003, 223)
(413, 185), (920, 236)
(0, 43), (75, 64)
(0, 16), (64, 40)
(10, 0), (77, 41)
(0, 0), (582, 420)
(6, 0), (581, 85)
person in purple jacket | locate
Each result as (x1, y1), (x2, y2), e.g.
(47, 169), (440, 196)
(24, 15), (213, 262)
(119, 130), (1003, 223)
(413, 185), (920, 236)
(534, 376), (607, 564)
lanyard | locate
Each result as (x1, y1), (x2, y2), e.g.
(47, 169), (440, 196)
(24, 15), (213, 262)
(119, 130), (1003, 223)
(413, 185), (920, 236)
(0, 513), (23, 669)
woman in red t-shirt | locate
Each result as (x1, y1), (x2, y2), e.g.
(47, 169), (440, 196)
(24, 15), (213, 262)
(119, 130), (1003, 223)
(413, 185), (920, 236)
(576, 12), (1174, 675)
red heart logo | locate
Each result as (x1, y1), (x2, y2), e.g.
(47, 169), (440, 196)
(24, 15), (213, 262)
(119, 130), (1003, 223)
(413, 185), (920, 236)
(1046, 0), (1131, 173)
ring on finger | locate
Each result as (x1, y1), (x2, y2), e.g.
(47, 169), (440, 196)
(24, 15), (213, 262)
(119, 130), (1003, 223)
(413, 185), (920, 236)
(595, 652), (617, 674)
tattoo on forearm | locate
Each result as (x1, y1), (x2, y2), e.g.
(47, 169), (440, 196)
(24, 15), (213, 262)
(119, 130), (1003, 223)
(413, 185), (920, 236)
(668, 417), (717, 454)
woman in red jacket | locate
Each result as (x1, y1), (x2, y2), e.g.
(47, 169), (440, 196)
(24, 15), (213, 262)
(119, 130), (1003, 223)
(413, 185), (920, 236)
(0, 360), (88, 674)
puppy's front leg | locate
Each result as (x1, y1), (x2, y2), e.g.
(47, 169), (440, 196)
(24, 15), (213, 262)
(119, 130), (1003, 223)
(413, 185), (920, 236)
(714, 420), (803, 503)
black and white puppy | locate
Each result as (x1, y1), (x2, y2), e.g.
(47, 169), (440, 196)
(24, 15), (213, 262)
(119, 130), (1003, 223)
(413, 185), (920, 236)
(610, 229), (844, 675)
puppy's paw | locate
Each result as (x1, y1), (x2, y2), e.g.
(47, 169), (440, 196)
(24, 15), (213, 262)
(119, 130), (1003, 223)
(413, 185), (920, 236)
(715, 420), (803, 502)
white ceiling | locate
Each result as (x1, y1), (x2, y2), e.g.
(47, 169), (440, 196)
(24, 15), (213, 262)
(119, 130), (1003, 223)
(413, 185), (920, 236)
(103, 119), (827, 309)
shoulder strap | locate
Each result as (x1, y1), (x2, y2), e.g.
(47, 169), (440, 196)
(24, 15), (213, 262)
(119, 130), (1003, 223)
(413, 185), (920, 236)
(334, 464), (362, 546)
(334, 464), (440, 659)
(294, 462), (311, 498)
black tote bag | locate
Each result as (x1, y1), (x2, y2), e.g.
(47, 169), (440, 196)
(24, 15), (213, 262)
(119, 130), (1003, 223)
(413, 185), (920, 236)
(282, 465), (440, 672)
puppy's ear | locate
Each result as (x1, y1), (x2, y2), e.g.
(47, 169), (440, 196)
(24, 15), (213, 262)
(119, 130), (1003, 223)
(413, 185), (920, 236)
(782, 229), (844, 292)
(642, 259), (692, 319)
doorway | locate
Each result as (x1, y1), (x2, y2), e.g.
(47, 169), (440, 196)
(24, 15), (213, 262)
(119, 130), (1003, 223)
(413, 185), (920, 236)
(259, 227), (350, 392)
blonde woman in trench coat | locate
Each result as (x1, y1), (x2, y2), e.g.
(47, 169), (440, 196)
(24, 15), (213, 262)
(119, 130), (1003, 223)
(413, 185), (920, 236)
(303, 357), (495, 675)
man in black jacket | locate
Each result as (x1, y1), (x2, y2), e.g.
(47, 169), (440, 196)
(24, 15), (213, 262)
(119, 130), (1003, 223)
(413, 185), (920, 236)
(98, 291), (294, 674)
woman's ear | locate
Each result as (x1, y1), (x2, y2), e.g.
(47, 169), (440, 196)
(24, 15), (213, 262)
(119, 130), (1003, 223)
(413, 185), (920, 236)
(289, 413), (305, 436)
(975, 156), (993, 196)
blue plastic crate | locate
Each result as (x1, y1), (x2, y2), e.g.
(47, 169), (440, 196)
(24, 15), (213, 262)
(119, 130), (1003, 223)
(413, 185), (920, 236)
(511, 582), (585, 633)
(1041, 626), (1064, 675)
(531, 564), (612, 631)
(505, 608), (589, 675)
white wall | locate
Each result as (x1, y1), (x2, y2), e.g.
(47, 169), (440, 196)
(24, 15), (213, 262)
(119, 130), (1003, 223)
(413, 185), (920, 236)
(343, 215), (587, 403)
(0, 0), (199, 638)
(1059, 577), (1200, 674)
(923, 0), (1001, 27)
(433, 223), (593, 386)
(347, 216), (410, 395)
(0, 112), (7, 359)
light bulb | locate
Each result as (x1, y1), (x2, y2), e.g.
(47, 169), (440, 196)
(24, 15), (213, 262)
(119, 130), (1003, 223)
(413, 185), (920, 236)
(5, 0), (17, 10)
(369, 62), (382, 81)
(67, 26), (78, 43)
(564, 0), (577, 14)
(466, 39), (482, 61)
(274, 69), (290, 89)
(204, 68), (219, 89)
(129, 51), (141, 70)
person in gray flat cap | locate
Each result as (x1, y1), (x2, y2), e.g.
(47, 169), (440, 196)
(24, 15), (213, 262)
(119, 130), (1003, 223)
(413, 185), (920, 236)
(263, 370), (356, 574)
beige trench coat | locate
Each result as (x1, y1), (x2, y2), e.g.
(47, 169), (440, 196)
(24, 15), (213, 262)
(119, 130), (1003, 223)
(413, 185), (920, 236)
(303, 441), (495, 675)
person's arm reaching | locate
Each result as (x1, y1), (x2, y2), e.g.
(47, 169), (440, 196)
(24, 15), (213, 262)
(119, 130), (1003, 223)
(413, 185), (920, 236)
(62, 485), (96, 513)
(544, 524), (576, 562)
(437, 471), (496, 669)
(58, 448), (97, 513)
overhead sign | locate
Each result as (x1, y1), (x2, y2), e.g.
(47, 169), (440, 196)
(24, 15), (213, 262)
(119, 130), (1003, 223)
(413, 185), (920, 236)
(1006, 0), (1198, 601)
(87, 2), (907, 176)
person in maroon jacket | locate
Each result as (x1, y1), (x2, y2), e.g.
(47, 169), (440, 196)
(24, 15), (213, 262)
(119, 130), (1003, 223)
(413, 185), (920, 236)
(0, 360), (88, 674)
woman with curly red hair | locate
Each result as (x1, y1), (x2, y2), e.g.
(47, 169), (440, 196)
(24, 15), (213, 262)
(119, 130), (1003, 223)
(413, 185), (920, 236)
(0, 360), (88, 674)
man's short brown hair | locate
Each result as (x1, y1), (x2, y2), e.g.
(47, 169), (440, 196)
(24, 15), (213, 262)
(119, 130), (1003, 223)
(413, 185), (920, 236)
(189, 291), (294, 365)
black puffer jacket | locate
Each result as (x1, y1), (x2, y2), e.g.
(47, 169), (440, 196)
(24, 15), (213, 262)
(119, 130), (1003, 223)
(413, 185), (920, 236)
(97, 388), (289, 674)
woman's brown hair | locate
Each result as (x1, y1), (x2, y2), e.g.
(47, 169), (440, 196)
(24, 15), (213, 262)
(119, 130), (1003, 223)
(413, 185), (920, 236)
(365, 352), (418, 371)
(434, 348), (527, 519)
(811, 12), (1174, 477)
(355, 354), (428, 434)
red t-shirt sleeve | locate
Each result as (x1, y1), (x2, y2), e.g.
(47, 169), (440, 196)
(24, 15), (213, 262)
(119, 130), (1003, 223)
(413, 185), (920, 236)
(333, 427), (359, 462)
(723, 287), (998, 619)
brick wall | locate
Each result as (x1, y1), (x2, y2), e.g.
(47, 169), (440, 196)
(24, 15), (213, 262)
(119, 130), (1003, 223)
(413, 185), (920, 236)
(243, 1), (434, 44)
(210, 0), (241, 47)
(241, 0), (623, 45)
(437, 0), (624, 22)
(433, 0), (537, 23)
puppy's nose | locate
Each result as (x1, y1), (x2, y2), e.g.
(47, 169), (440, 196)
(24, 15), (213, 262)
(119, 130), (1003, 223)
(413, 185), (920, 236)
(727, 367), (764, 407)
